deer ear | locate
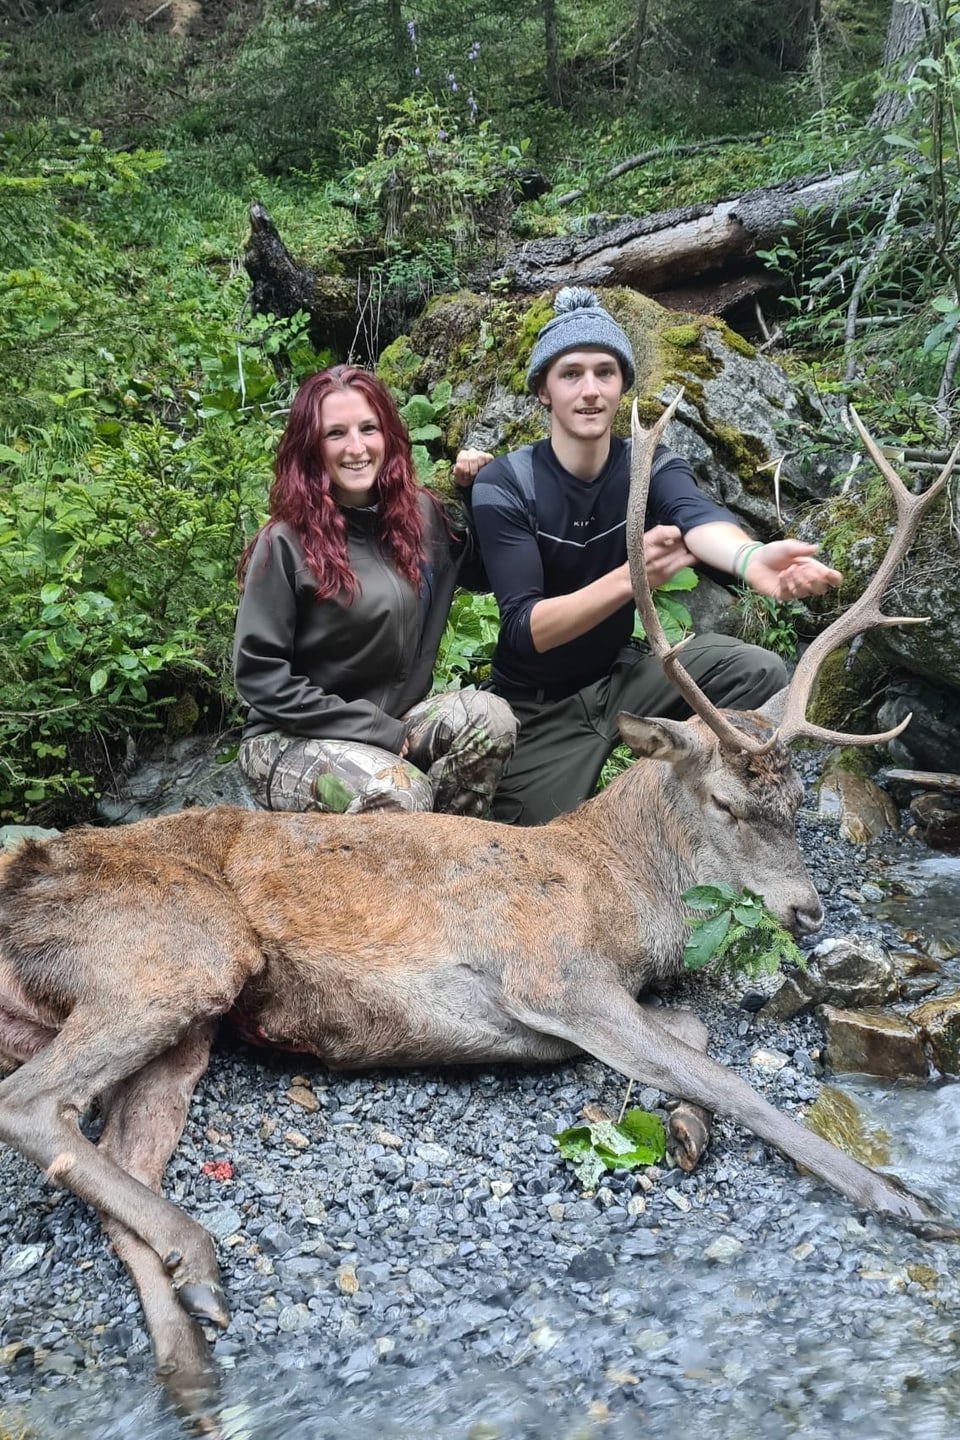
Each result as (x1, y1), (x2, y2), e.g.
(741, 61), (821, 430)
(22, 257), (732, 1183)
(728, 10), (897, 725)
(616, 712), (699, 760)
(756, 686), (787, 728)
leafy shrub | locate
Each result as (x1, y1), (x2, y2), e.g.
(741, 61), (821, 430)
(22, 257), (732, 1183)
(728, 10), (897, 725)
(734, 591), (806, 658)
(432, 591), (500, 692)
(0, 419), (268, 816)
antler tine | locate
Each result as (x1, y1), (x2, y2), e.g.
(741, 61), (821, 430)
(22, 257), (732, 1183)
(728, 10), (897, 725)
(628, 391), (766, 754)
(774, 405), (960, 750)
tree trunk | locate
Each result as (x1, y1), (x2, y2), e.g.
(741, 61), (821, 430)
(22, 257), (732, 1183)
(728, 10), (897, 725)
(386, 0), (408, 75)
(543, 0), (561, 107)
(623, 0), (650, 105)
(779, 0), (821, 71)
(868, 0), (928, 130)
(245, 172), (890, 345)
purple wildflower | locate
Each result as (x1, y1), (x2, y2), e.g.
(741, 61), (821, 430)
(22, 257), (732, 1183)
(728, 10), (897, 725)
(468, 42), (480, 61)
(467, 95), (478, 117)
(447, 71), (458, 93)
(406, 20), (416, 42)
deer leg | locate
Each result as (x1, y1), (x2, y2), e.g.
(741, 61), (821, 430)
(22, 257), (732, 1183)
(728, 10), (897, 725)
(511, 981), (960, 1237)
(0, 1016), (230, 1323)
(642, 1006), (712, 1173)
(95, 1019), (220, 1396)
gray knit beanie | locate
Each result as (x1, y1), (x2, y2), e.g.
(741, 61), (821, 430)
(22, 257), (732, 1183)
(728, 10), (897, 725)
(525, 287), (636, 394)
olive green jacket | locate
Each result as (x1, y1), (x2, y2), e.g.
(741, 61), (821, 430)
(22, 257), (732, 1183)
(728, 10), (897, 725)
(233, 494), (480, 753)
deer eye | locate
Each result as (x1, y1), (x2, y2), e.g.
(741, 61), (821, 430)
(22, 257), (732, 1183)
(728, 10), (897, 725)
(712, 796), (738, 819)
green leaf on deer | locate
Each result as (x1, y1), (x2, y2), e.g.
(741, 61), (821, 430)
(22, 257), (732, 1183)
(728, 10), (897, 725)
(683, 910), (731, 969)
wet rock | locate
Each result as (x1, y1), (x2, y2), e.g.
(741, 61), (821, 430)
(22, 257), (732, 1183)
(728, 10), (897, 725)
(889, 949), (943, 1002)
(802, 1086), (892, 1167)
(286, 1085), (319, 1113)
(818, 1004), (928, 1080)
(909, 792), (960, 851)
(878, 680), (960, 771)
(749, 1048), (790, 1072)
(566, 1247), (614, 1283)
(2, 1243), (47, 1280)
(277, 1303), (311, 1333)
(95, 733), (256, 824)
(336, 1263), (359, 1295)
(908, 991), (960, 1076)
(817, 764), (899, 844)
(704, 1234), (744, 1263)
(36, 1351), (80, 1377)
(204, 1207), (244, 1242)
(258, 1222), (296, 1256)
(898, 974), (942, 1003)
(809, 936), (900, 1005)
(763, 936), (899, 1020)
(759, 973), (810, 1021)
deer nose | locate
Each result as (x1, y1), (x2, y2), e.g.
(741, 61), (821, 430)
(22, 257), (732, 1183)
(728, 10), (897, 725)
(793, 898), (824, 936)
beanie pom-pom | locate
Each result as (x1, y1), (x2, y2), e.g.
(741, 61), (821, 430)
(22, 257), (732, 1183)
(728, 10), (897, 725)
(553, 286), (599, 316)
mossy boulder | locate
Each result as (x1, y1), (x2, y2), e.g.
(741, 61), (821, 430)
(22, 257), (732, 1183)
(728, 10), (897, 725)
(800, 472), (960, 692)
(387, 287), (833, 535)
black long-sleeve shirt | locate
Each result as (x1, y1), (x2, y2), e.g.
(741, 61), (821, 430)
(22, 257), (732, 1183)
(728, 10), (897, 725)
(470, 437), (734, 699)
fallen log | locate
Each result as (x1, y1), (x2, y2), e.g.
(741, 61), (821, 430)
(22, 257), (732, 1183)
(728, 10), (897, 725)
(497, 171), (866, 298)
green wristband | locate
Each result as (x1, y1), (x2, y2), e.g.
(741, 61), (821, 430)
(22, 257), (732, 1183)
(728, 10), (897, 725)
(735, 541), (764, 582)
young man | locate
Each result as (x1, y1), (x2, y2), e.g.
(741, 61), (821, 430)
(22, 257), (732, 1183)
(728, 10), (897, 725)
(454, 287), (842, 826)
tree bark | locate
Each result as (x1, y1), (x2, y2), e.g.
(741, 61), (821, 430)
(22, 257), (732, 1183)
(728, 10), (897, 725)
(495, 171), (866, 298)
(868, 0), (928, 130)
(623, 0), (650, 105)
(244, 203), (361, 357)
(779, 0), (821, 71)
(543, 0), (561, 107)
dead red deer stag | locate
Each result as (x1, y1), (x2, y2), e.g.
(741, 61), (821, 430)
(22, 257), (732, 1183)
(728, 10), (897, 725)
(0, 395), (957, 1402)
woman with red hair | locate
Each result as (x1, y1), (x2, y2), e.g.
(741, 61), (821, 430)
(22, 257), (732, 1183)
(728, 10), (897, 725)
(234, 366), (516, 815)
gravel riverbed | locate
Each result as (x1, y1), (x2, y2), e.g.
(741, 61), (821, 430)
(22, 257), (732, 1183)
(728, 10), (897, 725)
(2, 761), (960, 1439)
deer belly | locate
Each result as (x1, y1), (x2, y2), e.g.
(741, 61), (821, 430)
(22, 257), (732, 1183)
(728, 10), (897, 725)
(0, 961), (59, 1067)
(234, 961), (577, 1070)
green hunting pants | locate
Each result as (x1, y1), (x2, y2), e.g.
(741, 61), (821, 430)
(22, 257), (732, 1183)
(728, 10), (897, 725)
(238, 686), (517, 819)
(490, 633), (787, 827)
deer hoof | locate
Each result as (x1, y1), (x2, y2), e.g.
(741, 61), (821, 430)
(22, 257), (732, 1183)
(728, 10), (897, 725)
(176, 1280), (230, 1329)
(667, 1102), (711, 1173)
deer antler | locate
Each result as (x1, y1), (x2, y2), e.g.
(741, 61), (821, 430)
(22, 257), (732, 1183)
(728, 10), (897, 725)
(773, 406), (960, 749)
(627, 396), (960, 755)
(628, 390), (769, 753)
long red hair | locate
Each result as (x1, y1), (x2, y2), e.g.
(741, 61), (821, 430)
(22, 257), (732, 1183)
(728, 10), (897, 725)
(239, 366), (425, 600)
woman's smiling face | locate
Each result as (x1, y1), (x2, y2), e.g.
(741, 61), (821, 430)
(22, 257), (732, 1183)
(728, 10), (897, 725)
(320, 389), (386, 507)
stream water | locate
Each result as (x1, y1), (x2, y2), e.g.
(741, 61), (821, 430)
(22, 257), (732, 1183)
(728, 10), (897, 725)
(3, 842), (960, 1439)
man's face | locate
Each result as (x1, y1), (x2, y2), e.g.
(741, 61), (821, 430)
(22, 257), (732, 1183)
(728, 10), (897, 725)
(537, 348), (624, 443)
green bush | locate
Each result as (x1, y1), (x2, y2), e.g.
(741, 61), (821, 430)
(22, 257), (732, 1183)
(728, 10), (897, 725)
(0, 418), (269, 816)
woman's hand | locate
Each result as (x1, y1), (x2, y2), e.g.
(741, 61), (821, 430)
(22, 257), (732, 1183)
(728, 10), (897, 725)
(743, 540), (842, 600)
(452, 448), (494, 487)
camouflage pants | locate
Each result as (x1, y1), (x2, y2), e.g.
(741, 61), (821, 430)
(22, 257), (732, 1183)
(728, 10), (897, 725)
(238, 687), (517, 818)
